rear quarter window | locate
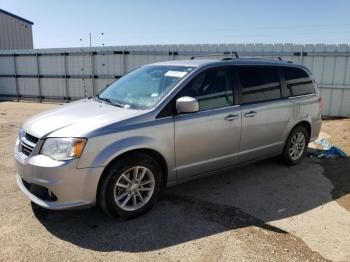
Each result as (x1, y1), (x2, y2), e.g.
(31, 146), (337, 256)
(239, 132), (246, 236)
(283, 67), (315, 96)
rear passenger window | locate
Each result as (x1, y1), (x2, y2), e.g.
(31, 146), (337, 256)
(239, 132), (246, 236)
(283, 67), (315, 96)
(238, 67), (281, 104)
(178, 68), (233, 111)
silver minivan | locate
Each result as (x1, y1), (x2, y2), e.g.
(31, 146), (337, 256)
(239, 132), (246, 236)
(15, 58), (322, 218)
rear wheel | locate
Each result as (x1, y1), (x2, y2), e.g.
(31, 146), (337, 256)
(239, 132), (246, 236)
(282, 126), (309, 165)
(97, 153), (162, 219)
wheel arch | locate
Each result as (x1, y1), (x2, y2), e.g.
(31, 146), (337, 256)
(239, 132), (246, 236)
(293, 120), (311, 140)
(281, 120), (311, 165)
(96, 148), (169, 201)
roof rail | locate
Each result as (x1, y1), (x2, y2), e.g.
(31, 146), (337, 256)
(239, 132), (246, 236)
(234, 56), (293, 63)
(190, 51), (239, 60)
(189, 52), (294, 63)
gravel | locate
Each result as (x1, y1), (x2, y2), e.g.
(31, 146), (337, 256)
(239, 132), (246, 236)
(1, 101), (349, 261)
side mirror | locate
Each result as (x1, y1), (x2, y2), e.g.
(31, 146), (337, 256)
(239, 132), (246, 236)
(176, 96), (199, 114)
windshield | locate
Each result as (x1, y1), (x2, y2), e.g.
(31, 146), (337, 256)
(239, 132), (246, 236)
(98, 65), (195, 109)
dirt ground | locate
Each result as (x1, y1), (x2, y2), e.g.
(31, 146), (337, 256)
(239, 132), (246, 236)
(0, 101), (350, 262)
(319, 118), (350, 155)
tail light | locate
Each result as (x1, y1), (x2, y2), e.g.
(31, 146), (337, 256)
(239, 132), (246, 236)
(318, 96), (323, 113)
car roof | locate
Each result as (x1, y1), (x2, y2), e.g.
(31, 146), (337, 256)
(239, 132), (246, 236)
(150, 58), (311, 73)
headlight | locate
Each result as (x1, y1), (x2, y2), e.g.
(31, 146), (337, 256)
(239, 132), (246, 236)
(15, 128), (25, 152)
(40, 138), (87, 161)
(19, 128), (25, 139)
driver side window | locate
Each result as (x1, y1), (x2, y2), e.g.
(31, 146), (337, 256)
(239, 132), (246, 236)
(177, 68), (234, 111)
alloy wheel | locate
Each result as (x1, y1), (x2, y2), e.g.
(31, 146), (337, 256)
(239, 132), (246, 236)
(113, 166), (155, 211)
(289, 132), (306, 161)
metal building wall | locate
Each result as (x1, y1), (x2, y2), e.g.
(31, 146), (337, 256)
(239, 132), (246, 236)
(0, 43), (349, 116)
(0, 10), (34, 50)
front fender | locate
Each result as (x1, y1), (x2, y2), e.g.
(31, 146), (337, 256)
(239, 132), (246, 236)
(78, 136), (164, 168)
(97, 136), (157, 167)
(76, 116), (175, 184)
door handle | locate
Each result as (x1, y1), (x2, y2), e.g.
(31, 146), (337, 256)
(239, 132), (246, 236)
(244, 111), (257, 117)
(224, 114), (239, 121)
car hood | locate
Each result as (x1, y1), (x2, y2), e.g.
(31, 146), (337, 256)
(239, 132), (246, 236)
(23, 99), (146, 138)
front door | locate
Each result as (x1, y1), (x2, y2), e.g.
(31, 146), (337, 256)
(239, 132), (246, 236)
(174, 67), (241, 179)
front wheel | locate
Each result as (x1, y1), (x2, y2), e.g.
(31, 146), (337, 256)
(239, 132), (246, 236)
(97, 153), (162, 219)
(282, 126), (309, 165)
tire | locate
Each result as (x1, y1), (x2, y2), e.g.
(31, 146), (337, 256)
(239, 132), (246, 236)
(281, 126), (309, 165)
(97, 152), (162, 219)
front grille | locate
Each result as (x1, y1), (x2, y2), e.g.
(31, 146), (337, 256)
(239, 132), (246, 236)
(25, 133), (39, 144)
(21, 178), (57, 201)
(22, 178), (31, 190)
(19, 132), (39, 156)
(21, 144), (33, 156)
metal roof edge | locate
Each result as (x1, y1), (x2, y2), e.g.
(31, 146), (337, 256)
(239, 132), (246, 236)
(0, 8), (34, 25)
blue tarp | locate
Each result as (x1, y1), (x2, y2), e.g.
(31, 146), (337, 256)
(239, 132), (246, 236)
(311, 138), (347, 158)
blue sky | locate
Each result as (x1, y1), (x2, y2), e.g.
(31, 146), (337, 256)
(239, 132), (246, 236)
(1, 0), (350, 48)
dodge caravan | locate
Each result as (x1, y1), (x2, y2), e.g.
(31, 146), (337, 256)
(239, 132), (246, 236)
(15, 58), (322, 218)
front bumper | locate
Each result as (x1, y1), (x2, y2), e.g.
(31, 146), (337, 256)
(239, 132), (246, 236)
(15, 150), (104, 210)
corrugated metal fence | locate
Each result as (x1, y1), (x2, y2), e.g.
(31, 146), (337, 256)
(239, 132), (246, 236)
(0, 43), (349, 116)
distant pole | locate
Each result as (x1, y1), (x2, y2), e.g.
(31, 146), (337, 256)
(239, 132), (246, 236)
(88, 32), (105, 48)
(101, 32), (104, 47)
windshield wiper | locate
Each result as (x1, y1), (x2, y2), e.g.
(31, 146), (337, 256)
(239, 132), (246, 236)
(96, 95), (124, 108)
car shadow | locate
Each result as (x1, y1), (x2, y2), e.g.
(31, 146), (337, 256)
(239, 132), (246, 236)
(32, 157), (350, 252)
